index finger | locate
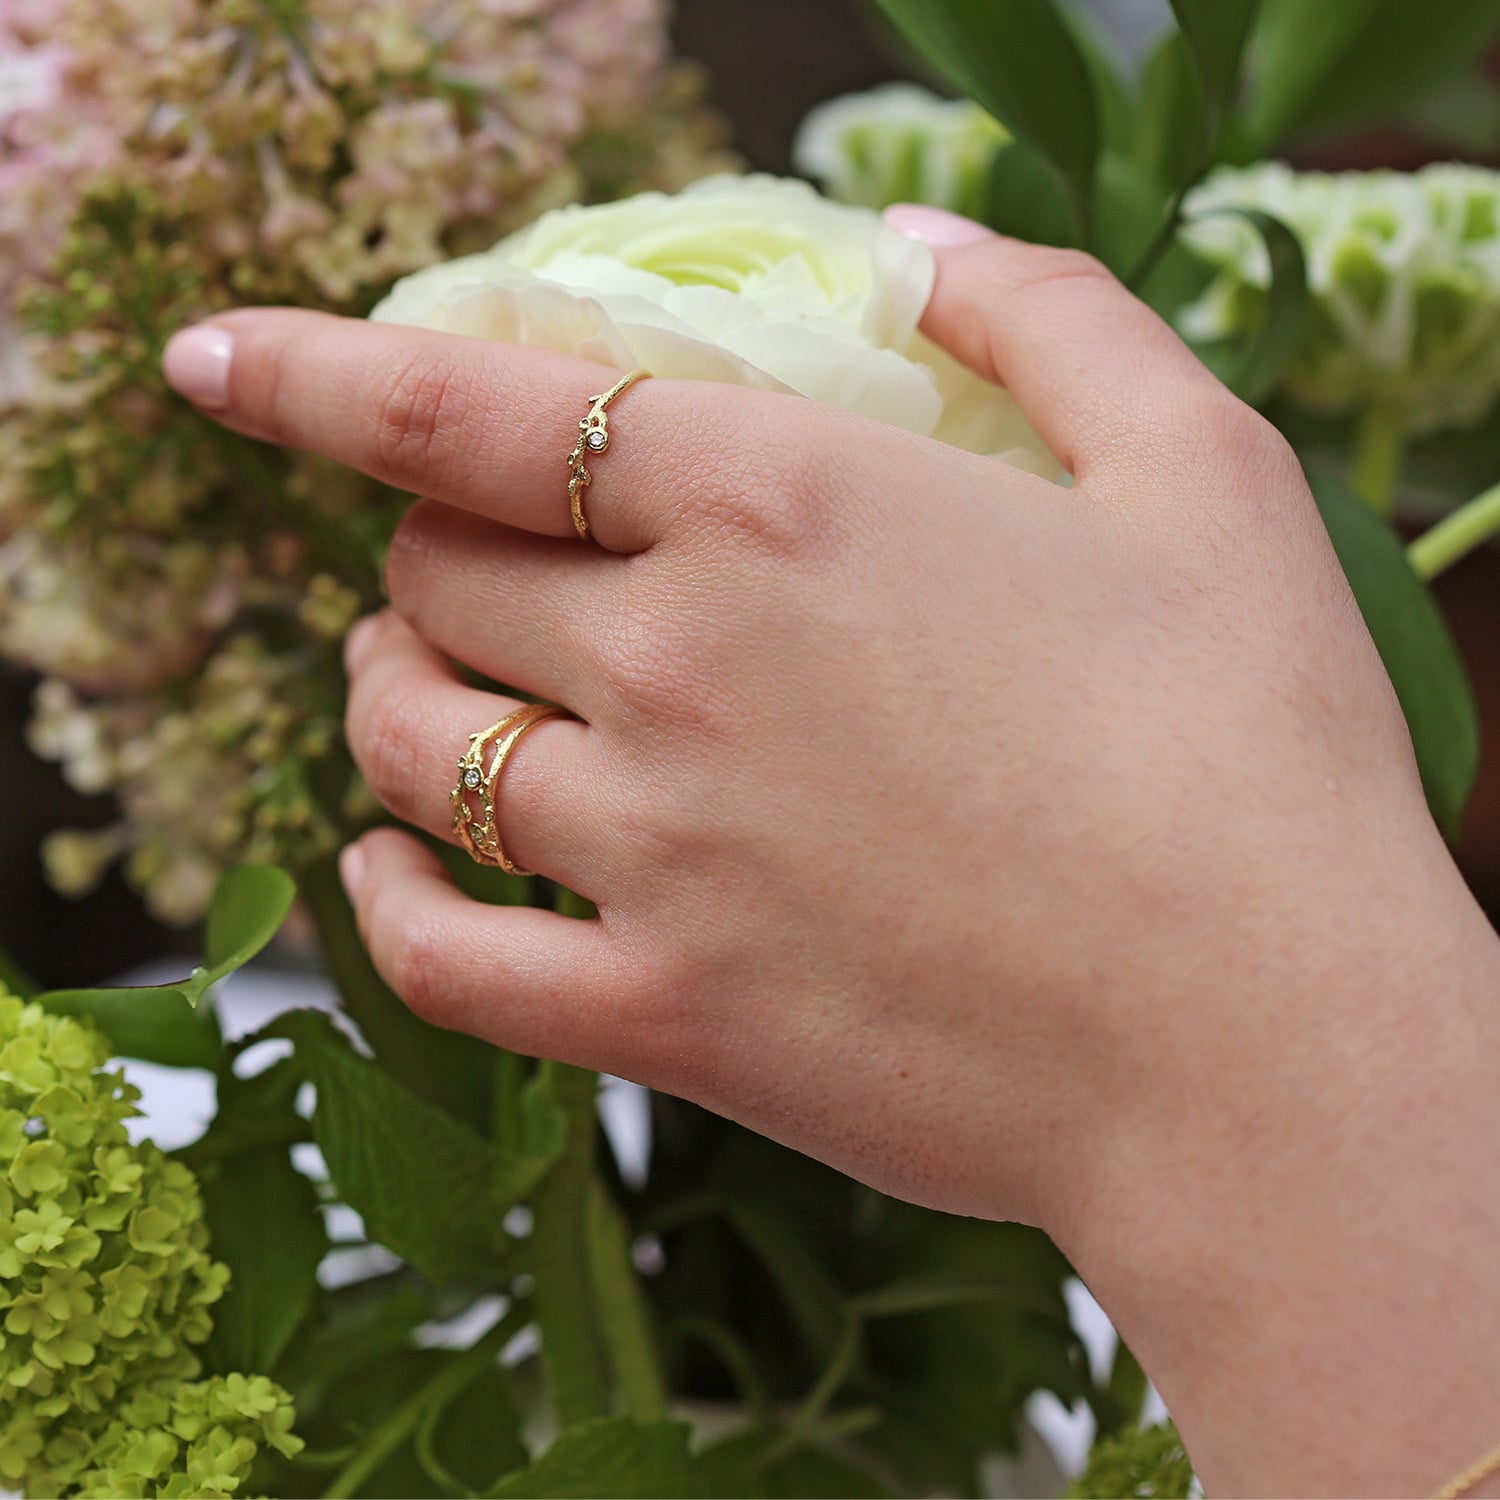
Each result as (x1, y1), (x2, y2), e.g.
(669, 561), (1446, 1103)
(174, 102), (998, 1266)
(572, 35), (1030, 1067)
(162, 308), (706, 552)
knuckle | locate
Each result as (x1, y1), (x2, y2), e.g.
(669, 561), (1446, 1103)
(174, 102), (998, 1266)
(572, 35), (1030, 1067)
(380, 913), (450, 1024)
(371, 350), (467, 488)
(1008, 245), (1114, 295)
(1196, 392), (1307, 507)
(595, 615), (733, 737)
(688, 474), (824, 560)
(671, 395), (838, 560)
(350, 683), (426, 820)
(255, 335), (299, 444)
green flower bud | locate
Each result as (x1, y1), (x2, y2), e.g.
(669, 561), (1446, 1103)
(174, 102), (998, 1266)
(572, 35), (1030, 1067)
(793, 83), (1009, 221)
(1180, 162), (1500, 436)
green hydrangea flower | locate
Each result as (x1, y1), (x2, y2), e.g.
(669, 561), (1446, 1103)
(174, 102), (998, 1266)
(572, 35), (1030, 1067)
(793, 83), (1009, 221)
(1066, 1420), (1194, 1499)
(0, 993), (302, 1497)
(1180, 161), (1500, 436)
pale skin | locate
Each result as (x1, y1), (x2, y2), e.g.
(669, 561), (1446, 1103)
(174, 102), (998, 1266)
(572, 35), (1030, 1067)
(163, 206), (1500, 1498)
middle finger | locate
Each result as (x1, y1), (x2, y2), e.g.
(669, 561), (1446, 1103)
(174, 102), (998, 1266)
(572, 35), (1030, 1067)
(385, 499), (630, 716)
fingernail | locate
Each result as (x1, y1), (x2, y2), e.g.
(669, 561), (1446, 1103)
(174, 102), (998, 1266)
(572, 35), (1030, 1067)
(162, 324), (234, 409)
(344, 613), (382, 674)
(883, 204), (995, 248)
(339, 841), (367, 903)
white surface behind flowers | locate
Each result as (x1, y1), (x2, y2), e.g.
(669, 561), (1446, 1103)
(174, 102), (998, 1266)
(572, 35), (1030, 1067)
(105, 960), (1168, 1497)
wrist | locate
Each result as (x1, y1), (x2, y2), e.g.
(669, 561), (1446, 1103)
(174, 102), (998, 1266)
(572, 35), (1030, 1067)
(1050, 842), (1500, 1495)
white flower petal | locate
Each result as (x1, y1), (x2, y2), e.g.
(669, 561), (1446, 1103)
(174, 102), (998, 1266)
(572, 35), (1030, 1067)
(374, 174), (1055, 471)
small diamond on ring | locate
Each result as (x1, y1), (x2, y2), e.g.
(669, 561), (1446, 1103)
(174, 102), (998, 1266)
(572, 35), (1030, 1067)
(585, 429), (608, 452)
(463, 767), (482, 789)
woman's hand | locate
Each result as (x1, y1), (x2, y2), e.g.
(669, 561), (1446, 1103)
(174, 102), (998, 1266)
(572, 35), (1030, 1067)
(165, 216), (1500, 1496)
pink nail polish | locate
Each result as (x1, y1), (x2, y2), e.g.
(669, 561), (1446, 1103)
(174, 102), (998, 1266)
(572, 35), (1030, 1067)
(339, 842), (367, 903)
(162, 325), (234, 409)
(883, 204), (995, 248)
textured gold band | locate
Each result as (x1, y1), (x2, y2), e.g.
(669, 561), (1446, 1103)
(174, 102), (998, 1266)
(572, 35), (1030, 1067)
(566, 367), (652, 541)
(451, 704), (567, 874)
(1434, 1441), (1500, 1500)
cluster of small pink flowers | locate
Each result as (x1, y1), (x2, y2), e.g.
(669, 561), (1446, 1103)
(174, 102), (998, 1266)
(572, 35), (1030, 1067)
(1, 0), (731, 921)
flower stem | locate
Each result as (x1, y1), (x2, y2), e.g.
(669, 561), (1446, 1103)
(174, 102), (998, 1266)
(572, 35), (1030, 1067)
(1125, 180), (1191, 293)
(321, 1305), (523, 1499)
(1105, 1339), (1149, 1432)
(531, 1059), (612, 1426)
(1406, 482), (1500, 583)
(586, 1176), (667, 1422)
(1349, 403), (1405, 517)
(754, 1315), (863, 1471)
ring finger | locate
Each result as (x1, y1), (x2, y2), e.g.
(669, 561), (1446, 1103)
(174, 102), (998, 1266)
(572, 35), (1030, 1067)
(345, 610), (616, 896)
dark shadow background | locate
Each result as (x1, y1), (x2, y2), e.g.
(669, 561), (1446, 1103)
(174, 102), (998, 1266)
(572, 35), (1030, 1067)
(3, 0), (1497, 988)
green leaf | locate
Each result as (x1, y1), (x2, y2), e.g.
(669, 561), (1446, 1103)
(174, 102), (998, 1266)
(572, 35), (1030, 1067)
(852, 1211), (1087, 1494)
(416, 1361), (529, 1495)
(1188, 206), (1308, 406)
(202, 1143), (327, 1375)
(696, 1429), (897, 1500)
(487, 1418), (700, 1500)
(1243, 0), (1381, 145)
(493, 1068), (567, 1206)
(302, 853), (499, 1134)
(1058, 6), (1134, 155)
(1091, 152), (1170, 279)
(1131, 31), (1203, 192)
(722, 1196), (848, 1366)
(1244, 0), (1500, 148)
(33, 865), (292, 1065)
(37, 983), (223, 1068)
(984, 138), (1085, 248)
(274, 1280), (435, 1415)
(202, 863), (298, 985)
(1167, 0), (1259, 161)
(267, 1009), (507, 1283)
(0, 944), (38, 999)
(871, 0), (1099, 235)
(199, 1060), (327, 1376)
(1308, 470), (1480, 836)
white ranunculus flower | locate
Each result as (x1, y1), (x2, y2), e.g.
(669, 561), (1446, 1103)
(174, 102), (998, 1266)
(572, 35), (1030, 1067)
(372, 173), (1055, 474)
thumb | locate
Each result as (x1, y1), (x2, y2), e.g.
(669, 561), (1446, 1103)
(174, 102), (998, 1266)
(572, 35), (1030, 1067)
(883, 204), (1234, 481)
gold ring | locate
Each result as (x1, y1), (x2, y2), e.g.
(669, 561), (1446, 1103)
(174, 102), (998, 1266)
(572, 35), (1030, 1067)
(565, 367), (651, 541)
(452, 704), (568, 874)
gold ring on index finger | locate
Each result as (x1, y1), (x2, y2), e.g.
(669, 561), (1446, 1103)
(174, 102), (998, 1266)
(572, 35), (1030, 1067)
(565, 368), (652, 542)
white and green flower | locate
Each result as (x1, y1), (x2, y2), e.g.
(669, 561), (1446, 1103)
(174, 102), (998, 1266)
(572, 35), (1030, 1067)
(792, 83), (1009, 223)
(1180, 161), (1500, 436)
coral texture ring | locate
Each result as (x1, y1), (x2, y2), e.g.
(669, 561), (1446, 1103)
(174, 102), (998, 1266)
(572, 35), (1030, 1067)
(451, 704), (569, 874)
(565, 368), (652, 541)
